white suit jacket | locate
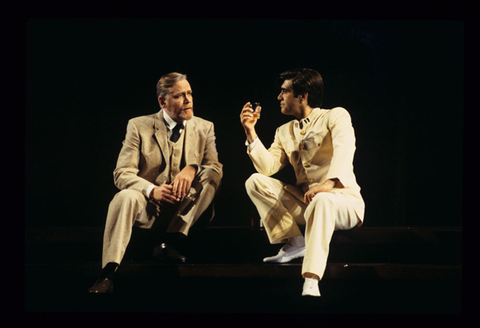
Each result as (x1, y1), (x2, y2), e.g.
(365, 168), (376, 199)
(248, 107), (364, 221)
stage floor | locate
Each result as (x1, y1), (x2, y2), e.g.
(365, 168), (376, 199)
(24, 225), (463, 314)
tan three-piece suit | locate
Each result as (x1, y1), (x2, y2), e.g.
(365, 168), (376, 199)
(102, 110), (222, 268)
(245, 107), (365, 279)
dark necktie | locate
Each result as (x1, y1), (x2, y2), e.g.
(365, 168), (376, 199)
(170, 124), (182, 143)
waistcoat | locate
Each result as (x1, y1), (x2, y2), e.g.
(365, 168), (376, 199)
(167, 129), (186, 183)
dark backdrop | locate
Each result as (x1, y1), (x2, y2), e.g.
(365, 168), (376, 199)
(26, 19), (463, 228)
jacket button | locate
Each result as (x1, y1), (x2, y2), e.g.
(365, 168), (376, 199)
(303, 163), (310, 168)
(300, 130), (306, 135)
(308, 178), (313, 183)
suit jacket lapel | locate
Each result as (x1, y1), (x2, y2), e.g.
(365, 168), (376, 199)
(153, 110), (170, 161)
(184, 118), (197, 164)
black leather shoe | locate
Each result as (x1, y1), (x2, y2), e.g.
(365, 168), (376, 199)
(153, 242), (186, 263)
(88, 278), (114, 293)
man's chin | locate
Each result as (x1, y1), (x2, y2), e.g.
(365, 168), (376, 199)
(180, 112), (194, 120)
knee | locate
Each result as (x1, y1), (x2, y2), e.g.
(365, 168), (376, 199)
(197, 168), (221, 189)
(305, 193), (336, 225)
(111, 189), (145, 205)
(310, 192), (337, 208)
(245, 173), (263, 192)
(106, 190), (146, 224)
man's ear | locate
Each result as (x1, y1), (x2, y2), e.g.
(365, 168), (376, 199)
(299, 93), (309, 103)
(158, 96), (166, 109)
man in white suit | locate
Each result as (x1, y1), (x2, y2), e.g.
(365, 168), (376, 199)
(240, 68), (364, 296)
(89, 72), (223, 293)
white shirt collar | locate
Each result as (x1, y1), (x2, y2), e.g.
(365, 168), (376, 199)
(163, 110), (186, 130)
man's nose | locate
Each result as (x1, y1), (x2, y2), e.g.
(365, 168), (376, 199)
(184, 95), (192, 103)
(277, 92), (283, 100)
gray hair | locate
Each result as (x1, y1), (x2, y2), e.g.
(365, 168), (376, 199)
(156, 72), (187, 98)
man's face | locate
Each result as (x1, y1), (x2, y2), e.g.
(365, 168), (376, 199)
(159, 79), (194, 122)
(277, 79), (301, 117)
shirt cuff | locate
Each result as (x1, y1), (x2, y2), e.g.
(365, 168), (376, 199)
(143, 184), (156, 198)
(245, 137), (259, 151)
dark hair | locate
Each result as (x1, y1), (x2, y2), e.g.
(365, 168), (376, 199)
(156, 72), (187, 98)
(278, 68), (324, 108)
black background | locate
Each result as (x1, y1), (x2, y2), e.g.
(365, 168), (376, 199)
(26, 18), (463, 228)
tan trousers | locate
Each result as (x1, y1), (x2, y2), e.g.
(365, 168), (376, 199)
(102, 168), (221, 268)
(245, 173), (361, 279)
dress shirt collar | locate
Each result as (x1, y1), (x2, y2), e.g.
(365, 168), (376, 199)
(163, 110), (186, 130)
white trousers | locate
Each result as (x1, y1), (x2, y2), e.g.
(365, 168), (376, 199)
(245, 173), (361, 279)
(102, 168), (220, 268)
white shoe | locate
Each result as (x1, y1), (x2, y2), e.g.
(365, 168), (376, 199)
(263, 244), (306, 263)
(302, 278), (321, 297)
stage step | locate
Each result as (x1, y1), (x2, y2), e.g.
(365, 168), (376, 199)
(24, 225), (462, 314)
(25, 225), (462, 281)
(25, 225), (462, 265)
(25, 260), (461, 281)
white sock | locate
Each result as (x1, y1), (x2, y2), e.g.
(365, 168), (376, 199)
(302, 277), (321, 297)
(288, 235), (305, 247)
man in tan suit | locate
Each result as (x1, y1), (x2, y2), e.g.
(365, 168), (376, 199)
(240, 68), (364, 297)
(89, 72), (223, 293)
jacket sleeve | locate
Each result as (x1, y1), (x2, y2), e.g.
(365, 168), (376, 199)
(197, 122), (223, 178)
(247, 127), (289, 176)
(325, 107), (357, 188)
(113, 119), (153, 193)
